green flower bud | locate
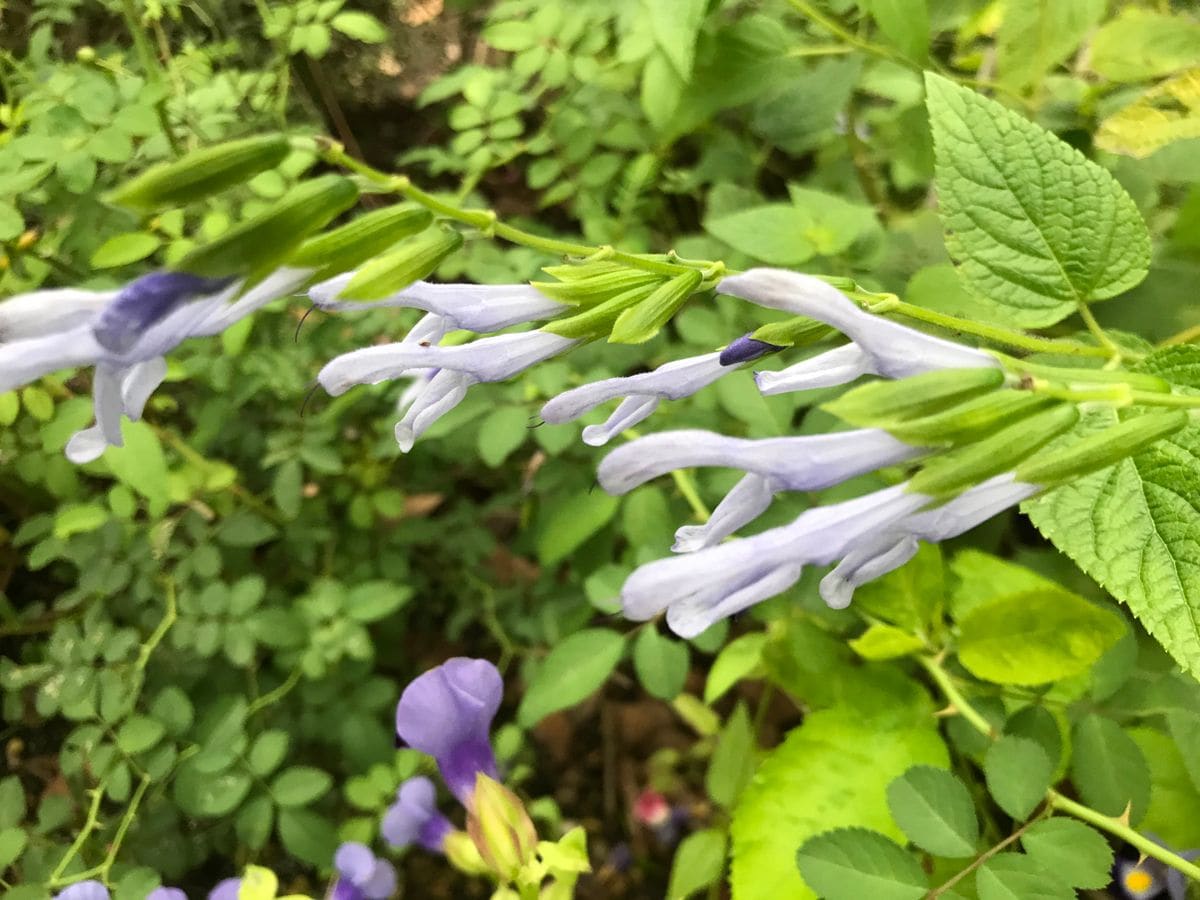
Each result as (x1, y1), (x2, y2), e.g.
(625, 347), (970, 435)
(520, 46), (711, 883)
(175, 174), (359, 280)
(908, 403), (1081, 497)
(608, 269), (703, 344)
(337, 226), (464, 301)
(531, 268), (664, 306)
(106, 134), (291, 213)
(444, 829), (493, 876)
(1016, 410), (1189, 488)
(749, 315), (834, 349)
(885, 391), (1055, 446)
(999, 355), (1173, 393)
(467, 775), (539, 883)
(824, 367), (1006, 428)
(290, 204), (433, 283)
(542, 282), (659, 340)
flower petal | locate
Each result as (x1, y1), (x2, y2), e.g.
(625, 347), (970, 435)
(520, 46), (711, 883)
(754, 344), (870, 396)
(0, 288), (114, 341)
(672, 473), (776, 552)
(0, 326), (102, 393)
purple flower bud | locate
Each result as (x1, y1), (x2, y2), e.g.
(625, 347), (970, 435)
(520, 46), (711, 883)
(718, 333), (784, 366)
(382, 776), (454, 852)
(147, 889), (188, 900)
(395, 658), (503, 803)
(54, 881), (110, 900)
(330, 841), (397, 900)
(206, 879), (241, 900)
(92, 271), (233, 354)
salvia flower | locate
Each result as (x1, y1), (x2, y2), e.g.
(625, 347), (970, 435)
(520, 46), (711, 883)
(716, 269), (997, 395)
(597, 428), (923, 550)
(0, 268), (310, 461)
(395, 657), (503, 803)
(382, 776), (454, 853)
(540, 351), (730, 447)
(54, 881), (110, 900)
(319, 331), (575, 451)
(328, 842), (397, 900)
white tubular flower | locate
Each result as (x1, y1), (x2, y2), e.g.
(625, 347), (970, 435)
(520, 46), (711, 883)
(540, 351), (729, 447)
(318, 330), (576, 451)
(0, 268), (309, 460)
(621, 485), (928, 638)
(597, 428), (924, 551)
(309, 278), (567, 334)
(717, 269), (998, 394)
(818, 535), (920, 610)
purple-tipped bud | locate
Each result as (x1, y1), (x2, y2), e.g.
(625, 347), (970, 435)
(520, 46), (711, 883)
(718, 333), (784, 366)
(395, 658), (503, 803)
(92, 271), (232, 354)
(382, 777), (454, 852)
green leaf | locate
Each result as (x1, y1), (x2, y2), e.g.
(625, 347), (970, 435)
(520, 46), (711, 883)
(330, 11), (387, 42)
(976, 853), (1074, 900)
(854, 543), (943, 632)
(849, 624), (925, 661)
(0, 202), (23, 241)
(271, 766), (333, 807)
(1024, 348), (1200, 679)
(863, 0), (929, 63)
(1129, 725), (1200, 848)
(249, 730), (289, 776)
(730, 708), (947, 900)
(277, 807), (338, 867)
(237, 795), (274, 851)
(517, 629), (625, 726)
(796, 827), (927, 900)
(886, 766), (978, 858)
(345, 580), (411, 623)
(1070, 714), (1150, 820)
(106, 422), (169, 514)
(995, 0), (1105, 90)
(0, 827), (28, 871)
(477, 406), (529, 467)
(535, 488), (619, 566)
(1004, 706), (1063, 771)
(483, 21), (538, 52)
(0, 777), (25, 829)
(89, 232), (162, 268)
(984, 736), (1052, 820)
(707, 704), (756, 810)
(956, 586), (1124, 685)
(1019, 819), (1113, 890)
(632, 627), (689, 700)
(54, 504), (109, 539)
(705, 633), (767, 704)
(925, 72), (1150, 327)
(173, 763), (252, 817)
(667, 828), (727, 900)
(116, 715), (165, 754)
(1090, 8), (1200, 83)
(648, 0), (707, 81)
(703, 204), (816, 265)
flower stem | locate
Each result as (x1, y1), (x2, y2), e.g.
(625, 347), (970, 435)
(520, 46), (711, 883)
(48, 784), (106, 885)
(1161, 322), (1200, 347)
(1076, 302), (1123, 362)
(920, 655), (1200, 885)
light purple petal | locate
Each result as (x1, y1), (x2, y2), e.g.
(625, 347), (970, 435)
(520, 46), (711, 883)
(754, 344), (870, 396)
(121, 356), (169, 421)
(361, 859), (397, 899)
(206, 879), (240, 900)
(672, 473), (776, 552)
(581, 396), (660, 447)
(394, 370), (473, 452)
(335, 841), (377, 884)
(92, 272), (233, 353)
(54, 881), (111, 900)
(147, 889), (188, 900)
(904, 473), (1039, 541)
(192, 267), (312, 336)
(666, 560), (806, 638)
(0, 288), (113, 341)
(818, 534), (920, 609)
(382, 776), (453, 852)
(0, 325), (103, 393)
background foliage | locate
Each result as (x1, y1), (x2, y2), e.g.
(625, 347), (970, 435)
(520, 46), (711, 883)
(2, 0), (1200, 898)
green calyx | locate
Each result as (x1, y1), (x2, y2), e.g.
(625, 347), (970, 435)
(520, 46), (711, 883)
(886, 391), (1056, 447)
(824, 367), (1006, 429)
(337, 226), (464, 301)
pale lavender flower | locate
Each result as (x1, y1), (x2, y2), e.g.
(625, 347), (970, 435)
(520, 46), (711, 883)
(147, 889), (188, 900)
(206, 879), (240, 900)
(818, 534), (920, 610)
(0, 268), (310, 461)
(310, 278), (566, 335)
(382, 776), (454, 852)
(540, 351), (729, 447)
(329, 842), (397, 900)
(0, 288), (114, 341)
(621, 485), (929, 637)
(716, 269), (997, 395)
(54, 881), (109, 900)
(319, 331), (575, 450)
(597, 428), (924, 550)
(395, 657), (503, 803)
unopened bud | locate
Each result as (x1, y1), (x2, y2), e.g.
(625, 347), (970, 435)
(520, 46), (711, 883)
(337, 226), (463, 301)
(444, 829), (492, 876)
(747, 315), (833, 350)
(106, 134), (291, 213)
(824, 366), (1006, 428)
(886, 391), (1053, 446)
(467, 775), (538, 882)
(531, 268), (663, 306)
(1016, 410), (1188, 488)
(999, 355), (1172, 394)
(609, 269), (703, 344)
(291, 204), (433, 283)
(908, 403), (1080, 497)
(542, 282), (658, 340)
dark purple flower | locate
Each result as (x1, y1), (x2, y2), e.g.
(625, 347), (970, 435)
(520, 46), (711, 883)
(382, 776), (453, 852)
(329, 841), (397, 900)
(206, 878), (240, 900)
(718, 333), (784, 366)
(92, 271), (233, 354)
(54, 881), (110, 900)
(395, 657), (502, 803)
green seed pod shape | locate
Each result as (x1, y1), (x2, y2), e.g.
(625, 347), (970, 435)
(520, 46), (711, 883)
(824, 366), (1006, 429)
(886, 391), (1055, 447)
(291, 205), (434, 283)
(609, 269), (704, 345)
(338, 227), (464, 301)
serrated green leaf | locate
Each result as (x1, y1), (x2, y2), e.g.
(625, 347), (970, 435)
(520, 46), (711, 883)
(1023, 347), (1200, 680)
(886, 765), (978, 858)
(1020, 818), (1113, 889)
(667, 828), (727, 899)
(984, 736), (1051, 820)
(632, 626), (689, 700)
(1004, 706), (1063, 771)
(796, 827), (927, 900)
(1070, 715), (1150, 820)
(1090, 8), (1200, 83)
(995, 0), (1104, 90)
(517, 629), (625, 726)
(925, 72), (1150, 327)
(730, 708), (947, 900)
(863, 0), (929, 63)
(976, 853), (1074, 900)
